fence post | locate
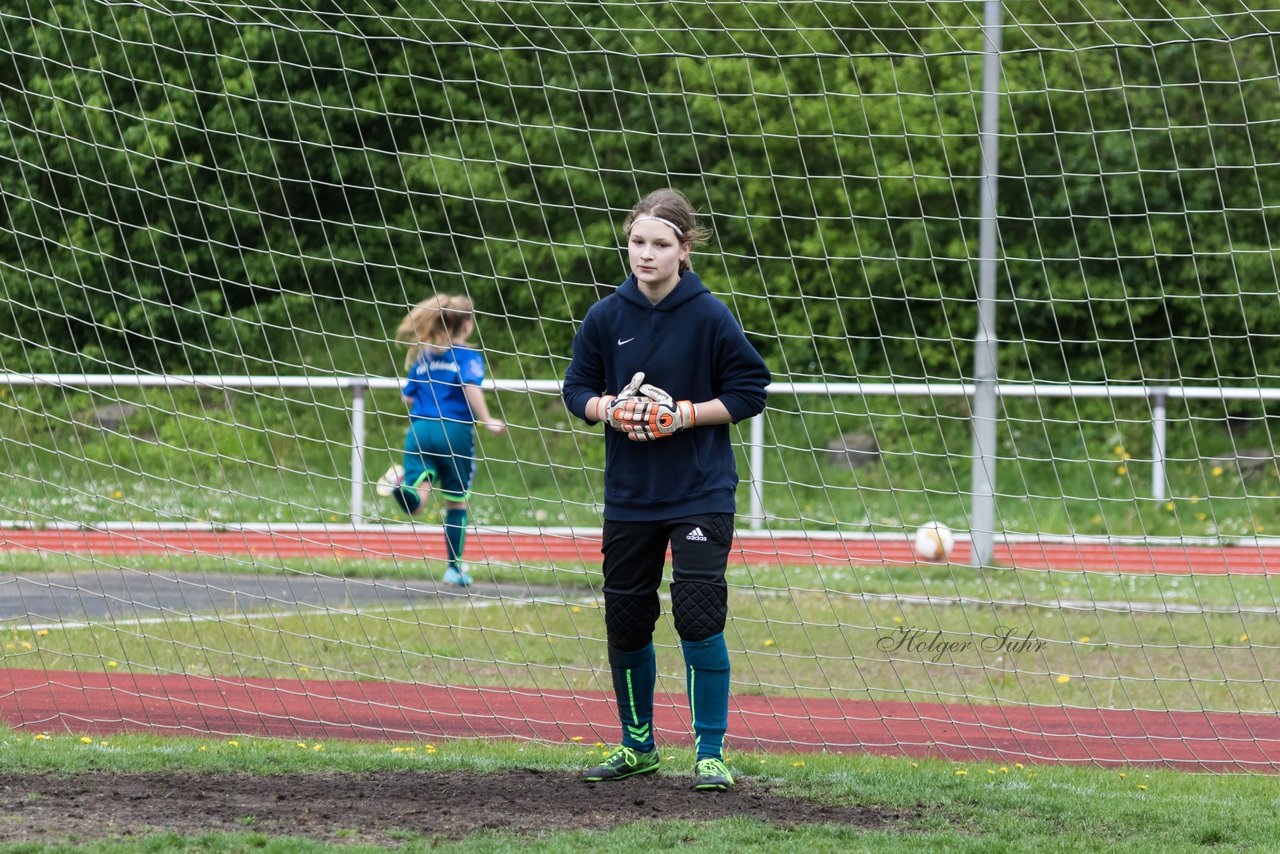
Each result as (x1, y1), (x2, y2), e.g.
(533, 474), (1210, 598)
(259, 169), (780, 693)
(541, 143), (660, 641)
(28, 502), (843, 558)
(1151, 387), (1168, 501)
(350, 382), (367, 526)
(749, 415), (765, 530)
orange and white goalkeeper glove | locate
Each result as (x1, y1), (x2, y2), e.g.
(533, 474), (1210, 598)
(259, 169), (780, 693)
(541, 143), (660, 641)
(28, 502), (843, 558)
(587, 372), (646, 428)
(616, 382), (696, 442)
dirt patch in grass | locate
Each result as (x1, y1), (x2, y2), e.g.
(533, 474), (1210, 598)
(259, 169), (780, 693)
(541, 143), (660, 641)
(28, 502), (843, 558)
(0, 768), (920, 844)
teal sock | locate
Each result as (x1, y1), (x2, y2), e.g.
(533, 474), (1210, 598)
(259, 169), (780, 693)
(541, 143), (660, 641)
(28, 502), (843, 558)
(609, 643), (656, 752)
(445, 507), (468, 569)
(681, 632), (730, 761)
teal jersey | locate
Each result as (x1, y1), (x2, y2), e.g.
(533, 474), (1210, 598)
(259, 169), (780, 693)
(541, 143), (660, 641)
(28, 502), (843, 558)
(403, 346), (486, 422)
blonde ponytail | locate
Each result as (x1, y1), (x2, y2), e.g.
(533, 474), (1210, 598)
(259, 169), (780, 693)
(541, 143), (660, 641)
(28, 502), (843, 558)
(396, 294), (475, 370)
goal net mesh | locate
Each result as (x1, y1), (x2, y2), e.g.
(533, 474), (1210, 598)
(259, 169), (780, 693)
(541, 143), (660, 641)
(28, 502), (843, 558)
(2, 0), (1279, 768)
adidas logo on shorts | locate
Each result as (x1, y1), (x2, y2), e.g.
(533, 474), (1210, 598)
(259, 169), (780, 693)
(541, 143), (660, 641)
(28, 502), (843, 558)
(685, 527), (708, 542)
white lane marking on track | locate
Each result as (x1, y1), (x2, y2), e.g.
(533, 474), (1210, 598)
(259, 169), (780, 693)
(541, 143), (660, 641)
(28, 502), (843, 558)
(6, 594), (600, 633)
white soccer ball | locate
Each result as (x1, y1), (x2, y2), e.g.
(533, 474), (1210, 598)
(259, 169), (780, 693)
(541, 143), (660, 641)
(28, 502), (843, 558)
(913, 522), (955, 562)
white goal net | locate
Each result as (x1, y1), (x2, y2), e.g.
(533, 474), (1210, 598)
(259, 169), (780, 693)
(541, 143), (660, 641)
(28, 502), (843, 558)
(2, 0), (1279, 769)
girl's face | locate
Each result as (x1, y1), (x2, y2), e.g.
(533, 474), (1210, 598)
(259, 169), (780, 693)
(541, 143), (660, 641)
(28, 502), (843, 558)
(628, 218), (689, 292)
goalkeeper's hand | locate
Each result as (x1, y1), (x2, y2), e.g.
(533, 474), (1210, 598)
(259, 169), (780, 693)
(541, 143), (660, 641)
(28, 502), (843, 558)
(586, 372), (645, 428)
(616, 381), (696, 441)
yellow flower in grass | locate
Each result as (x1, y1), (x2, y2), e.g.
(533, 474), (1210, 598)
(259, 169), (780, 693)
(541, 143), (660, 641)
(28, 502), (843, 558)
(199, 746), (208, 752)
(1165, 502), (1175, 511)
(955, 770), (968, 776)
(80, 737), (93, 744)
(999, 767), (1008, 773)
(1078, 636), (1090, 643)
(1240, 634), (1249, 643)
(1015, 763), (1024, 769)
(35, 630), (48, 637)
(1116, 466), (1127, 476)
(1056, 675), (1071, 684)
(312, 744), (323, 751)
(792, 761), (805, 767)
(106, 661), (118, 669)
(33, 734), (49, 741)
(227, 740), (239, 747)
(1119, 773), (1126, 779)
(1212, 466), (1224, 477)
(1138, 784), (1148, 791)
(594, 742), (606, 748)
(763, 639), (776, 647)
(570, 736), (583, 742)
(296, 742), (307, 749)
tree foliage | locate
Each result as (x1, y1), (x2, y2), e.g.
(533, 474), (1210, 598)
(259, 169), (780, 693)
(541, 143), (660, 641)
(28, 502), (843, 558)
(2, 1), (1276, 384)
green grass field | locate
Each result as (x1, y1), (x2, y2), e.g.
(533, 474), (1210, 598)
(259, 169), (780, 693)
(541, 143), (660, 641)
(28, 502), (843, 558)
(5, 387), (1280, 849)
(1, 730), (1279, 851)
(4, 549), (1279, 714)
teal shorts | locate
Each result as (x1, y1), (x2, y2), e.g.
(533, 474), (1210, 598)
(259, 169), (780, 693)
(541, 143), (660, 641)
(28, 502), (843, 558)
(402, 418), (476, 501)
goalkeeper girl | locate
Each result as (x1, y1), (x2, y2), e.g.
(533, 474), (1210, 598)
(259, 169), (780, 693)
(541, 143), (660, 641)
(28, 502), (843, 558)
(563, 188), (770, 791)
(380, 294), (505, 587)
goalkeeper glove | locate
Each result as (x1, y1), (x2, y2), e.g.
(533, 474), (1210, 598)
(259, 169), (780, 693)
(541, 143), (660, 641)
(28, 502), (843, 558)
(617, 382), (696, 441)
(586, 372), (645, 428)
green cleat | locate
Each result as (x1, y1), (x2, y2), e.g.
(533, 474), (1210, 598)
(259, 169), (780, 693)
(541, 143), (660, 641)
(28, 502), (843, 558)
(582, 746), (660, 782)
(692, 757), (734, 791)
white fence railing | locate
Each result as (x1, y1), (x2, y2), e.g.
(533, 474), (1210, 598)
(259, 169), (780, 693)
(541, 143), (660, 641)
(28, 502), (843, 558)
(3, 374), (1279, 529)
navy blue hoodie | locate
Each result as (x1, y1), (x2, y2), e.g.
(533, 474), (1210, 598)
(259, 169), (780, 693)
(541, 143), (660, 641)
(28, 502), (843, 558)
(563, 271), (771, 522)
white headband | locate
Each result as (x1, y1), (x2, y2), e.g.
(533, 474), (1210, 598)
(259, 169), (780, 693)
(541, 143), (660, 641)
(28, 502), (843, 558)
(629, 215), (684, 237)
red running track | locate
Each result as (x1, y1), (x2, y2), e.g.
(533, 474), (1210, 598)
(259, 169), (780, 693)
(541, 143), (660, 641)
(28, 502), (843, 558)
(4, 527), (1280, 574)
(2, 668), (1278, 772)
